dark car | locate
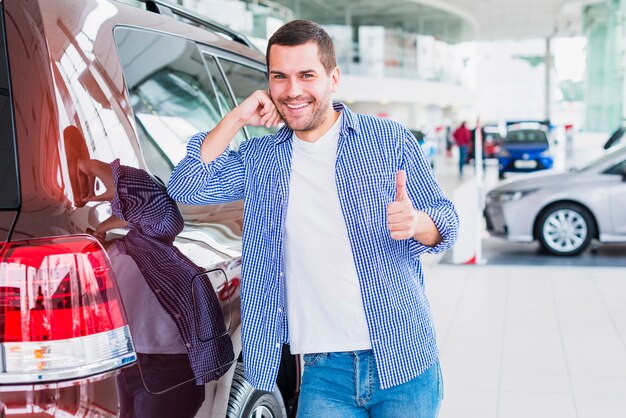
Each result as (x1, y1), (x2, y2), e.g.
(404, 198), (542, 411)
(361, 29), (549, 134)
(0, 0), (298, 416)
(497, 127), (554, 179)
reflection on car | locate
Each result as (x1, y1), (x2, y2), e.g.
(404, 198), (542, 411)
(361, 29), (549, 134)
(485, 145), (626, 256)
(498, 126), (554, 179)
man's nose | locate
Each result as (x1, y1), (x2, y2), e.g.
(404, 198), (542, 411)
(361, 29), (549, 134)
(286, 78), (304, 98)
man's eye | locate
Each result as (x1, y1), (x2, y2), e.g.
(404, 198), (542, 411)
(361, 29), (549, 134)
(302, 74), (314, 79)
(273, 74), (286, 79)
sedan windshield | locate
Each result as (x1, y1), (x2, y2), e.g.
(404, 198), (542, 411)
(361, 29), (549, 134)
(577, 144), (626, 172)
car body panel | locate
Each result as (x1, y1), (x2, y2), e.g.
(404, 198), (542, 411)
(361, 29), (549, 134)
(608, 177), (626, 238)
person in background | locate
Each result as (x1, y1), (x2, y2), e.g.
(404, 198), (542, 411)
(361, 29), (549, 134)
(452, 121), (471, 176)
(168, 19), (458, 418)
(445, 125), (453, 158)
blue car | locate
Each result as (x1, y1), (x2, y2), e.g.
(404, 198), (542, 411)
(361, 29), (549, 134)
(411, 129), (436, 168)
(498, 128), (553, 179)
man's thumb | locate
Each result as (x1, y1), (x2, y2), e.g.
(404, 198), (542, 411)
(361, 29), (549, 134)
(395, 170), (408, 201)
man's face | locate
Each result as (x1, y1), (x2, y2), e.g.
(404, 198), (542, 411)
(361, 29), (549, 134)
(268, 42), (339, 136)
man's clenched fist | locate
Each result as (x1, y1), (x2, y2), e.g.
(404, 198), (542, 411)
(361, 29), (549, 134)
(233, 90), (283, 128)
(386, 170), (443, 246)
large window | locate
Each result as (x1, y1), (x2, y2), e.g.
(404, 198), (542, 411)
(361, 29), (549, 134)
(0, 8), (19, 210)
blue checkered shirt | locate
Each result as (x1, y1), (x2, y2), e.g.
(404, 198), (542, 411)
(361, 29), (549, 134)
(167, 103), (459, 391)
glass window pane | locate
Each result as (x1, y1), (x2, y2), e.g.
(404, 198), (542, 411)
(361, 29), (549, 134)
(114, 28), (244, 182)
(218, 59), (279, 138)
(202, 55), (246, 149)
(604, 160), (626, 175)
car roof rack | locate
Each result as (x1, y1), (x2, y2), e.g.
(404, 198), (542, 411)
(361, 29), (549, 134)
(139, 0), (255, 49)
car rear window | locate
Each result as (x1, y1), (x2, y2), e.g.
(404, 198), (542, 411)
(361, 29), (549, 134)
(0, 7), (19, 210)
(504, 129), (548, 145)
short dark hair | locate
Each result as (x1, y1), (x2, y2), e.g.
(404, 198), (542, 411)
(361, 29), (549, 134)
(266, 20), (336, 74)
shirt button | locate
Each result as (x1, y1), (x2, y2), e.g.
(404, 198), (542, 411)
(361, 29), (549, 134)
(154, 289), (161, 293)
(279, 272), (284, 278)
(278, 307), (282, 313)
(275, 343), (281, 348)
(186, 343), (191, 348)
(174, 313), (182, 319)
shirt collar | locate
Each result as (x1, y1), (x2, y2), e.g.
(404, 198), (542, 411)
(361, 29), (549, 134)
(273, 102), (359, 145)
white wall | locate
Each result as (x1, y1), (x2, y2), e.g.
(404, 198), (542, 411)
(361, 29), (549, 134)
(474, 39), (548, 122)
(336, 75), (475, 107)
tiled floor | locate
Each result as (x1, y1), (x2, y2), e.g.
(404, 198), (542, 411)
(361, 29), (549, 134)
(419, 134), (626, 417)
(423, 262), (626, 418)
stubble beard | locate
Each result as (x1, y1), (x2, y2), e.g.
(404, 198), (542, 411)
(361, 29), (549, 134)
(276, 94), (331, 134)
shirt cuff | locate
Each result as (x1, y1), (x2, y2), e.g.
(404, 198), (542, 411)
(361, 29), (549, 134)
(408, 206), (458, 258)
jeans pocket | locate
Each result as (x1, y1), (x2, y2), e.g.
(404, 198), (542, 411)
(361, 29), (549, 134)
(303, 352), (329, 367)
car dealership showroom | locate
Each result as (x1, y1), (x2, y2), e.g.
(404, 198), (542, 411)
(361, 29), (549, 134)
(1, 0), (625, 417)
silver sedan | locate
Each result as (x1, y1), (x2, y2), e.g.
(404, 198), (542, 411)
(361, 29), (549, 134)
(484, 145), (626, 255)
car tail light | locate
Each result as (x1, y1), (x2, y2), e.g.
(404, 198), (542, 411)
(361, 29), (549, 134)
(0, 235), (136, 385)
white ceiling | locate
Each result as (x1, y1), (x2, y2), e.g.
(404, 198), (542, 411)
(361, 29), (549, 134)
(266, 0), (606, 41)
(438, 0), (605, 40)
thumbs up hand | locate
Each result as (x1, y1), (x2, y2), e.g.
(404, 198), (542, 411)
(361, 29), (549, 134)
(387, 170), (420, 240)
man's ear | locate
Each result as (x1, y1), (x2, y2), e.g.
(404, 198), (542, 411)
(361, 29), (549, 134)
(330, 66), (340, 93)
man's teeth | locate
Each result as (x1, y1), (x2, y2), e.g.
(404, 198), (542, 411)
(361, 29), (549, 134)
(287, 103), (308, 109)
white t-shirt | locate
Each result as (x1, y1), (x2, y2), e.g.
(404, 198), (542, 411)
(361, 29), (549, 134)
(284, 112), (372, 354)
(108, 245), (187, 354)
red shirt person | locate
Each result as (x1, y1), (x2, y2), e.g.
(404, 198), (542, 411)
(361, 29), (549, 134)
(452, 121), (471, 175)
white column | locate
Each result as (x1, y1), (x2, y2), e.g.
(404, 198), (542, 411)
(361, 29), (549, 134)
(545, 37), (552, 121)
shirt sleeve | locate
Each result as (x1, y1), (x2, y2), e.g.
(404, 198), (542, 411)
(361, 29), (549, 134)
(401, 128), (459, 258)
(167, 131), (248, 205)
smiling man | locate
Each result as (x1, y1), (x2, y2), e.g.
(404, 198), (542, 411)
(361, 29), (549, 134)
(168, 20), (458, 418)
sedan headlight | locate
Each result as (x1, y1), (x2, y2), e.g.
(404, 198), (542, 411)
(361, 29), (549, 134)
(488, 189), (537, 203)
(499, 149), (511, 157)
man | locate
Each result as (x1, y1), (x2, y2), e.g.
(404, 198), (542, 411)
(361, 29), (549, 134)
(453, 121), (471, 176)
(168, 20), (458, 417)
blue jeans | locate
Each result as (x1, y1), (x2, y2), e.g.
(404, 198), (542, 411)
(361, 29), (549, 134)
(458, 145), (468, 174)
(297, 350), (443, 418)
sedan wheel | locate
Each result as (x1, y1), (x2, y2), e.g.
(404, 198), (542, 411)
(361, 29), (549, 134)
(538, 204), (594, 256)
